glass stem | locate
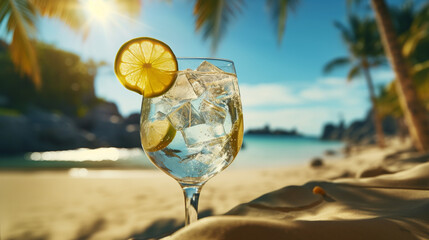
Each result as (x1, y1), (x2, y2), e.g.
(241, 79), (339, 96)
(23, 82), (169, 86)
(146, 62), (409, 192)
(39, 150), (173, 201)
(181, 184), (202, 226)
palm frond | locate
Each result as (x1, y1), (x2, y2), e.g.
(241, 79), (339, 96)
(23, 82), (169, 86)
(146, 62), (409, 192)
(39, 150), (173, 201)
(389, 0), (415, 36)
(114, 0), (142, 17)
(412, 64), (429, 102)
(323, 57), (351, 74)
(347, 63), (361, 82)
(348, 15), (360, 41)
(346, 0), (365, 10)
(30, 0), (84, 31)
(334, 20), (353, 44)
(2, 0), (40, 87)
(413, 60), (429, 73)
(401, 3), (429, 57)
(266, 0), (299, 44)
(412, 1), (429, 28)
(376, 81), (402, 118)
(2, 0), (36, 34)
(30, 0), (142, 33)
(2, 0), (142, 88)
(335, 14), (384, 59)
(0, 1), (9, 23)
(369, 57), (387, 67)
(403, 27), (428, 56)
(193, 0), (244, 53)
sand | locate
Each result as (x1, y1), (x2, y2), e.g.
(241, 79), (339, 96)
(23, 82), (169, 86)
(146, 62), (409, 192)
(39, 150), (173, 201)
(1, 138), (428, 240)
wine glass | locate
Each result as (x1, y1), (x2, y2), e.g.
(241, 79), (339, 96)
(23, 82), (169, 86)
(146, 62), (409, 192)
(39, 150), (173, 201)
(140, 58), (243, 225)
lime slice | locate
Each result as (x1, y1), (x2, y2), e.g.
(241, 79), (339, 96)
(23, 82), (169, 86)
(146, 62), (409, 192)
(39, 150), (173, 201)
(114, 37), (178, 98)
(141, 119), (176, 152)
(230, 113), (244, 157)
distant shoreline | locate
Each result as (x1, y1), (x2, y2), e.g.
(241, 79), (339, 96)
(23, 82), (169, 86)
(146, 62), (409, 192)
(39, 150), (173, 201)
(245, 125), (302, 137)
(0, 136), (345, 170)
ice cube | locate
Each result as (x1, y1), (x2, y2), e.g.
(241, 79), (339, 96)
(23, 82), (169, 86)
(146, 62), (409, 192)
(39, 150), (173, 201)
(196, 61), (223, 73)
(204, 75), (237, 101)
(228, 94), (242, 119)
(167, 102), (204, 130)
(204, 136), (227, 153)
(150, 96), (174, 115)
(224, 112), (232, 134)
(184, 69), (206, 97)
(199, 136), (228, 164)
(212, 124), (226, 138)
(190, 90), (207, 112)
(189, 78), (205, 97)
(182, 124), (218, 147)
(178, 135), (228, 166)
(164, 72), (198, 103)
(149, 111), (167, 122)
(199, 99), (226, 125)
(215, 135), (235, 164)
(222, 96), (241, 134)
(192, 80), (205, 97)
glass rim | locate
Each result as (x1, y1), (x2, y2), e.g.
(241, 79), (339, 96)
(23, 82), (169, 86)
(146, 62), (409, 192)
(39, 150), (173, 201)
(176, 57), (234, 64)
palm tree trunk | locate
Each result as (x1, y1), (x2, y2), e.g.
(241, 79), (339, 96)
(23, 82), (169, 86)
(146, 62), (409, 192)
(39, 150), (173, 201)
(362, 64), (385, 148)
(371, 0), (429, 152)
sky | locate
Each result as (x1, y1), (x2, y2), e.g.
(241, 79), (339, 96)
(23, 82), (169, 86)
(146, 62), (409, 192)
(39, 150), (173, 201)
(34, 0), (404, 136)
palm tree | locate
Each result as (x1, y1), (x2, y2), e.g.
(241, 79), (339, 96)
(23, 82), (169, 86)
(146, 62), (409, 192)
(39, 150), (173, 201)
(0, 0), (141, 88)
(193, 0), (244, 53)
(376, 1), (429, 125)
(371, 0), (429, 152)
(193, 0), (300, 53)
(193, 0), (429, 152)
(323, 15), (386, 148)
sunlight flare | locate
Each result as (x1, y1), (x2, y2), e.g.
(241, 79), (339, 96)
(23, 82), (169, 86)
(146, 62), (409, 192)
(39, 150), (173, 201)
(83, 0), (114, 23)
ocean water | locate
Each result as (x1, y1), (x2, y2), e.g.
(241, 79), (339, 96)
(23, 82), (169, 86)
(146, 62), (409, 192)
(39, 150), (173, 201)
(232, 135), (344, 168)
(0, 136), (344, 170)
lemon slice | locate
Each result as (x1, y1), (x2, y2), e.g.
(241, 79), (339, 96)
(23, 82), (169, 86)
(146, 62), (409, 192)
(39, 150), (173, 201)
(141, 119), (176, 152)
(230, 113), (244, 157)
(114, 37), (178, 97)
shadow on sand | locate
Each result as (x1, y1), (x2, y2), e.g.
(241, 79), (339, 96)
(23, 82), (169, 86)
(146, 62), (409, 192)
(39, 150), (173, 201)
(129, 209), (213, 240)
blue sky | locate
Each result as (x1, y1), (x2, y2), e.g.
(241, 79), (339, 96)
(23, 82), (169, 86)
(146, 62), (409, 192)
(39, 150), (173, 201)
(35, 0), (402, 135)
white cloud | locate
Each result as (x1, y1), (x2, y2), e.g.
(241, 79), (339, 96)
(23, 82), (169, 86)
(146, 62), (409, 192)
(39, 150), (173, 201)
(299, 76), (368, 102)
(240, 83), (300, 107)
(317, 70), (394, 87)
(240, 81), (363, 114)
(300, 87), (346, 101)
(317, 77), (347, 86)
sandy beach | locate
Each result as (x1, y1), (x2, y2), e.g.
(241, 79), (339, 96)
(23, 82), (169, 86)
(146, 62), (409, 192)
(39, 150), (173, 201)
(1, 138), (428, 240)
(2, 0), (429, 239)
